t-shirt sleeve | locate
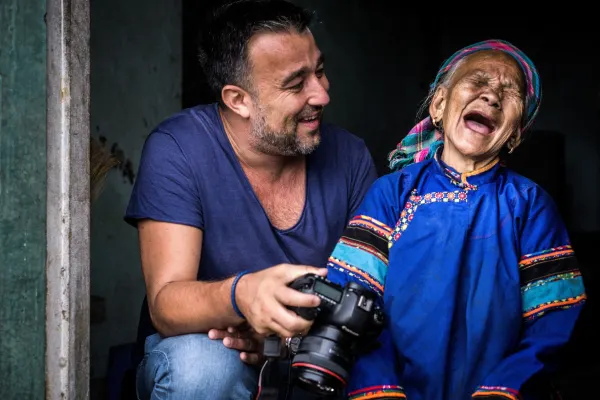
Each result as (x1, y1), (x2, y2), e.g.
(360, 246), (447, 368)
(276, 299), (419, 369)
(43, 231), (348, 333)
(124, 130), (204, 229)
(347, 140), (379, 221)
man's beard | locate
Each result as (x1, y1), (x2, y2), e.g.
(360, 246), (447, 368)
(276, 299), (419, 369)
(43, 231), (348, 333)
(249, 106), (322, 156)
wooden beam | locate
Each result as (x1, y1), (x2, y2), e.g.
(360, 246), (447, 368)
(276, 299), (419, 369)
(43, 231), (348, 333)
(46, 0), (91, 398)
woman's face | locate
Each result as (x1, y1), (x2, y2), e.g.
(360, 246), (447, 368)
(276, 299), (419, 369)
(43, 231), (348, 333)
(430, 50), (525, 164)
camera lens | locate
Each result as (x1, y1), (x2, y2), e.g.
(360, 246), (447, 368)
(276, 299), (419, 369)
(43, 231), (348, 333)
(297, 376), (337, 395)
(291, 325), (355, 397)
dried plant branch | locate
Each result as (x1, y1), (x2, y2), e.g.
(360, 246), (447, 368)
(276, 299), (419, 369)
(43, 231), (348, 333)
(90, 136), (119, 202)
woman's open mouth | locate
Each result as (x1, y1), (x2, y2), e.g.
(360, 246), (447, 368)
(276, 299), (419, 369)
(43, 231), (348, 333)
(463, 111), (496, 135)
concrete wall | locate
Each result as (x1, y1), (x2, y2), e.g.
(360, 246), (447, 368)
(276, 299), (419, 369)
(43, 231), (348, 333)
(90, 0), (182, 379)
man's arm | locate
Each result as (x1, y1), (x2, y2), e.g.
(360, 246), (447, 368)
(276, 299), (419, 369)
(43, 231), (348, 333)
(139, 219), (326, 338)
(139, 220), (240, 336)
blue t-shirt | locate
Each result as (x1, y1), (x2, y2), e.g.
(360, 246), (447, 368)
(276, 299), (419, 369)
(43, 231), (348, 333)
(125, 103), (377, 338)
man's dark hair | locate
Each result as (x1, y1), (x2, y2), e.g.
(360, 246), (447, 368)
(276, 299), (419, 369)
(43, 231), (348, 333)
(198, 0), (314, 106)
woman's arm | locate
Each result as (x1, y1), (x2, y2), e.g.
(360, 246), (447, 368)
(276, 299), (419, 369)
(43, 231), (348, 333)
(472, 187), (586, 400)
(326, 175), (407, 399)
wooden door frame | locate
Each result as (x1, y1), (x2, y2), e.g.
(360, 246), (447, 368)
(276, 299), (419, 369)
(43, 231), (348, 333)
(46, 0), (91, 398)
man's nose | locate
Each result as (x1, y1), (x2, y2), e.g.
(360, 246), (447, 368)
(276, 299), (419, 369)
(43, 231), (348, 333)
(307, 77), (330, 107)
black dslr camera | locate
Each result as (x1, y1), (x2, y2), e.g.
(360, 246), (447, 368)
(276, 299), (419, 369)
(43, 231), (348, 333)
(260, 273), (384, 399)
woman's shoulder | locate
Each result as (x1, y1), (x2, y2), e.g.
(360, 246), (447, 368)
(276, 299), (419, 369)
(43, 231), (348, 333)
(500, 167), (558, 208)
(373, 159), (434, 191)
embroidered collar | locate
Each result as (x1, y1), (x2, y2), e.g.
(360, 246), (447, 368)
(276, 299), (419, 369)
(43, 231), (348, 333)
(433, 147), (502, 190)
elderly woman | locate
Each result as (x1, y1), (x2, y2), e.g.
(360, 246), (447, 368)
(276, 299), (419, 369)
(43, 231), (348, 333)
(326, 40), (586, 400)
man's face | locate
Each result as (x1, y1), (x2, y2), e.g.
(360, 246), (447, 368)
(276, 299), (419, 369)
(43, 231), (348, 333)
(245, 30), (330, 156)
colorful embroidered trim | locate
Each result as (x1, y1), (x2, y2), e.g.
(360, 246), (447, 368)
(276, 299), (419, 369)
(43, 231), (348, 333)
(519, 245), (575, 267)
(519, 252), (579, 285)
(522, 274), (587, 321)
(518, 245), (587, 321)
(331, 243), (387, 286)
(339, 237), (388, 264)
(349, 215), (393, 238)
(522, 283), (586, 322)
(349, 385), (407, 399)
(327, 257), (384, 297)
(444, 168), (478, 190)
(472, 385), (521, 399)
(436, 151), (500, 190)
(327, 215), (393, 298)
(389, 189), (468, 248)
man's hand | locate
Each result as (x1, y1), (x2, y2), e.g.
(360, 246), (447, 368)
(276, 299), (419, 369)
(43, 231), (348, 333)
(235, 264), (327, 338)
(208, 324), (265, 364)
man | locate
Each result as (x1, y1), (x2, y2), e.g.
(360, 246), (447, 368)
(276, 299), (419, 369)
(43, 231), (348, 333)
(125, 0), (378, 398)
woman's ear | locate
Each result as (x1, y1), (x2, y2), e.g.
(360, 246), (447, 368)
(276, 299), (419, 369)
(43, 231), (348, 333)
(429, 86), (447, 123)
(507, 130), (523, 153)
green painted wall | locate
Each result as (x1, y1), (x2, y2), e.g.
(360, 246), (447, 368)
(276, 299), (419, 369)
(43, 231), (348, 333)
(0, 0), (46, 398)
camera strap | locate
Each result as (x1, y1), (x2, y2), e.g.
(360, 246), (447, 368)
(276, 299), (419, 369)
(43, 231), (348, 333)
(255, 359), (293, 400)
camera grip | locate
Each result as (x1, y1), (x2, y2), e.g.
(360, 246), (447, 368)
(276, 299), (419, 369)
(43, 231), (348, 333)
(287, 273), (323, 320)
(286, 304), (319, 321)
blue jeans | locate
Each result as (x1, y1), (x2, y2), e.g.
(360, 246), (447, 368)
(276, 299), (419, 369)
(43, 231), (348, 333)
(136, 333), (259, 400)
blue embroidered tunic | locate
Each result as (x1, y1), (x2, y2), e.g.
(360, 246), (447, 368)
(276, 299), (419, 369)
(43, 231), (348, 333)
(326, 151), (586, 400)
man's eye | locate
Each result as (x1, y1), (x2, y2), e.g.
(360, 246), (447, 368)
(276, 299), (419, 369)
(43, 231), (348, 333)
(289, 81), (304, 91)
(316, 68), (325, 78)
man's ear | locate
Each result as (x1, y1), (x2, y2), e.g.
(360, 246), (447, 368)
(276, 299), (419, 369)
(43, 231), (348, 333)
(221, 84), (252, 119)
(429, 86), (447, 123)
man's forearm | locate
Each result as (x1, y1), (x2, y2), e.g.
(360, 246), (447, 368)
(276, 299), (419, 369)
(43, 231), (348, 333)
(151, 277), (243, 336)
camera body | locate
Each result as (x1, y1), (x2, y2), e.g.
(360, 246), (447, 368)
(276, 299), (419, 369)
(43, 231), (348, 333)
(287, 273), (383, 337)
(263, 273), (384, 398)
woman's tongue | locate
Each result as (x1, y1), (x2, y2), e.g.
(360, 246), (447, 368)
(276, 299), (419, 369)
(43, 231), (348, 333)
(465, 118), (493, 135)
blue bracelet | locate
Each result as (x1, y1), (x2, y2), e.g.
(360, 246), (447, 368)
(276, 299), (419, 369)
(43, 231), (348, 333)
(231, 270), (250, 319)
